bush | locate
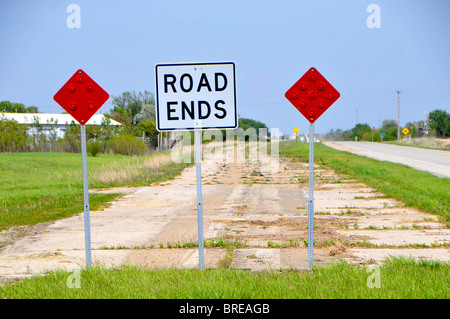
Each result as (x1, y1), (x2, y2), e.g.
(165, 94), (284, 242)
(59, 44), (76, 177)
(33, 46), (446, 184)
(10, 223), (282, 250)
(61, 122), (81, 153)
(108, 134), (148, 156)
(137, 119), (158, 148)
(87, 140), (102, 157)
(0, 118), (29, 152)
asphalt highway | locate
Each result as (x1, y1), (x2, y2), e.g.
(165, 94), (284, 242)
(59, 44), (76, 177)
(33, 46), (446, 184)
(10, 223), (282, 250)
(325, 141), (450, 178)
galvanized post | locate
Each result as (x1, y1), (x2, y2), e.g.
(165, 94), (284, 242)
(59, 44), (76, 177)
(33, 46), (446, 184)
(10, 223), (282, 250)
(80, 124), (92, 268)
(194, 128), (205, 270)
(307, 122), (315, 270)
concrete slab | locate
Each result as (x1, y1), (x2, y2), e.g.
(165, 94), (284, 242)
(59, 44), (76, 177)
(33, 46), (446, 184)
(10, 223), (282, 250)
(337, 229), (450, 246)
(348, 248), (450, 263)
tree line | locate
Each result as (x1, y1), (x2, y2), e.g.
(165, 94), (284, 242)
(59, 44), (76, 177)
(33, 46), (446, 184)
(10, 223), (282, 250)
(323, 109), (449, 141)
(0, 91), (269, 155)
(0, 113), (122, 154)
(0, 100), (39, 113)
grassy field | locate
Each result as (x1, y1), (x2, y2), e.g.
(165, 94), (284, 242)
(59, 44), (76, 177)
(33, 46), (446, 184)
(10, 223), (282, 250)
(280, 141), (450, 222)
(0, 257), (448, 298)
(0, 151), (191, 231)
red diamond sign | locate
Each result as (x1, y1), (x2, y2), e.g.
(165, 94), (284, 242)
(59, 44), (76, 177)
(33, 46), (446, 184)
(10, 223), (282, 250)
(285, 67), (340, 123)
(53, 69), (109, 125)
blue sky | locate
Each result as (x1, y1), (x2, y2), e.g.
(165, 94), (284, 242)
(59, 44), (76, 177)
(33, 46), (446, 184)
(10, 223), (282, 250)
(1, 0), (449, 134)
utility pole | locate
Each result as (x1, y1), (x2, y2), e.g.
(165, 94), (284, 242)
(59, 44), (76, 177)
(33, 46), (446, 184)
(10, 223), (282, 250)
(396, 91), (401, 142)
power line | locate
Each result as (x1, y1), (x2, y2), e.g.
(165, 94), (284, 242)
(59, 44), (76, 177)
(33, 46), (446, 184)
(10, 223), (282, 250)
(401, 91), (450, 98)
(238, 90), (450, 108)
(339, 91), (393, 99)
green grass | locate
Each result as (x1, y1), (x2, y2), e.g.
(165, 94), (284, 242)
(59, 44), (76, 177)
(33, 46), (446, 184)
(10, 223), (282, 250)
(1, 257), (448, 298)
(0, 152), (191, 231)
(280, 142), (450, 221)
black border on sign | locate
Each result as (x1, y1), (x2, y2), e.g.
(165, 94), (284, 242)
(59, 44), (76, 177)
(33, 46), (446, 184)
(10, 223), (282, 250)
(155, 62), (237, 132)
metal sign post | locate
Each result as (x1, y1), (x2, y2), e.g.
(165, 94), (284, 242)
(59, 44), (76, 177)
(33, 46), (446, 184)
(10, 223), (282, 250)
(294, 127), (301, 142)
(307, 123), (315, 270)
(194, 127), (205, 270)
(80, 124), (92, 267)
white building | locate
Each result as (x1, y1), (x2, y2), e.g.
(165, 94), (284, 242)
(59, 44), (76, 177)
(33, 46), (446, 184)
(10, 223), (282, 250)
(0, 113), (122, 138)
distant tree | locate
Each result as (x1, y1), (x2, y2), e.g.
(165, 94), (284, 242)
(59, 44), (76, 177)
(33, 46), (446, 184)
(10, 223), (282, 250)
(98, 115), (121, 151)
(324, 128), (335, 139)
(351, 123), (372, 141)
(26, 106), (39, 113)
(324, 128), (344, 141)
(382, 119), (397, 128)
(135, 102), (156, 124)
(110, 91), (154, 127)
(334, 128), (344, 140)
(61, 121), (80, 152)
(236, 118), (268, 141)
(137, 119), (158, 147)
(342, 129), (353, 140)
(0, 117), (29, 152)
(0, 100), (39, 113)
(29, 116), (48, 152)
(238, 118), (268, 131)
(381, 119), (398, 141)
(429, 109), (449, 138)
(108, 111), (129, 129)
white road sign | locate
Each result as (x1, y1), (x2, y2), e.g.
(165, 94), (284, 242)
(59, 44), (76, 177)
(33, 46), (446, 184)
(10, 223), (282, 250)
(155, 62), (237, 131)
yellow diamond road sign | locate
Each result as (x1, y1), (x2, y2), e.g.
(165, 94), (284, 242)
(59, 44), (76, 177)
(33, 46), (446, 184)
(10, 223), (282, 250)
(294, 127), (301, 133)
(402, 127), (410, 136)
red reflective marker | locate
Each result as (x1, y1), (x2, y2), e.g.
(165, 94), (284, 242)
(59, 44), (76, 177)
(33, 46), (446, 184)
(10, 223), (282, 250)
(285, 67), (340, 123)
(53, 69), (109, 125)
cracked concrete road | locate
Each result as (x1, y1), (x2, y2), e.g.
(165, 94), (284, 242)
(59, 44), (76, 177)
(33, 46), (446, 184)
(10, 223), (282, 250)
(0, 142), (449, 281)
